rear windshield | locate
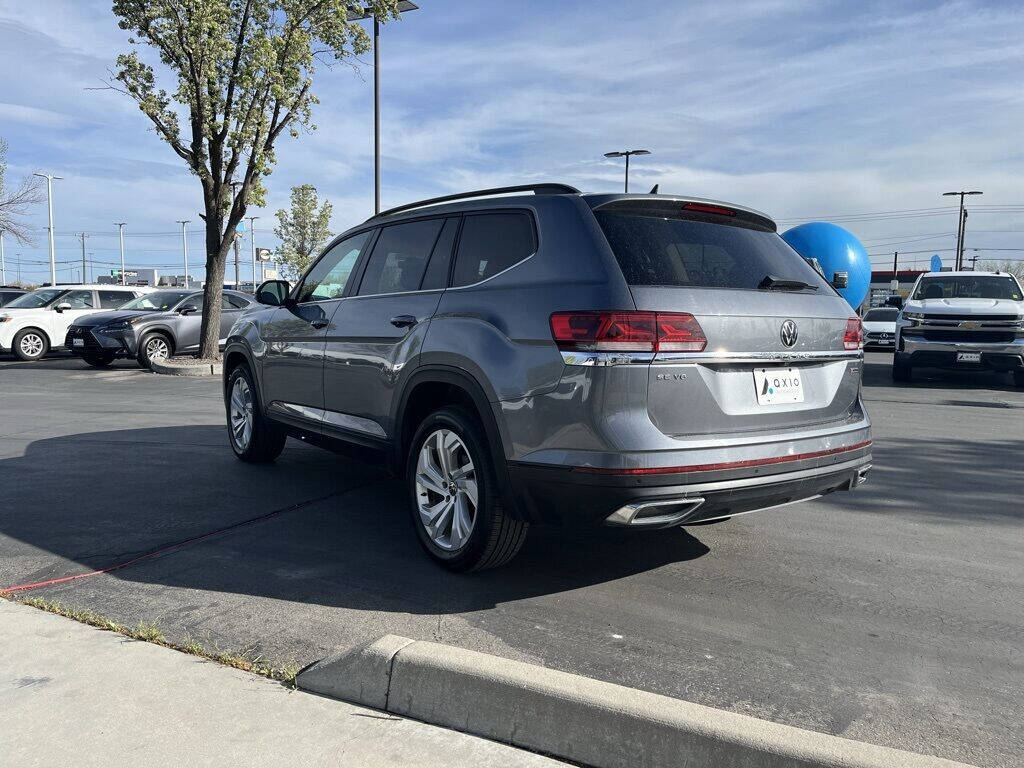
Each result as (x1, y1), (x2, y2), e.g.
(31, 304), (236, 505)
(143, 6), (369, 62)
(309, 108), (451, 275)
(912, 276), (1022, 301)
(595, 211), (829, 291)
(863, 308), (899, 321)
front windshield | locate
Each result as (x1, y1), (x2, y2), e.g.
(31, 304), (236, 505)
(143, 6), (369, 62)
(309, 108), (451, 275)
(913, 276), (1022, 301)
(863, 308), (899, 322)
(5, 288), (68, 309)
(118, 291), (192, 311)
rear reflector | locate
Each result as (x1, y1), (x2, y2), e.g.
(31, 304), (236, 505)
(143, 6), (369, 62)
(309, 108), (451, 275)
(573, 440), (872, 475)
(682, 202), (736, 216)
(844, 317), (863, 350)
(550, 311), (706, 353)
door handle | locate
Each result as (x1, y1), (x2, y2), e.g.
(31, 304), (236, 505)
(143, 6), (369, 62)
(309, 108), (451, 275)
(310, 319), (328, 329)
(390, 315), (417, 329)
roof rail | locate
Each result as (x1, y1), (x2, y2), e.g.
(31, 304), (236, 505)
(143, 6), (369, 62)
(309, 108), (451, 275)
(368, 183), (581, 221)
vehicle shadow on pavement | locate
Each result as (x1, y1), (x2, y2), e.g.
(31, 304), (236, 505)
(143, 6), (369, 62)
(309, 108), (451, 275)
(862, 359), (1022, 392)
(0, 426), (710, 613)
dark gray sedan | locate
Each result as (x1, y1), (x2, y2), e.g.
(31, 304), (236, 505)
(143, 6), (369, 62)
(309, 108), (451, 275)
(66, 289), (255, 368)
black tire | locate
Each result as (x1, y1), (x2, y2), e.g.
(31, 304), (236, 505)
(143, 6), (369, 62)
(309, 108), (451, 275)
(226, 363), (286, 462)
(1013, 370), (1024, 388)
(136, 331), (173, 369)
(406, 406), (528, 572)
(892, 353), (912, 382)
(12, 328), (49, 362)
(83, 352), (116, 367)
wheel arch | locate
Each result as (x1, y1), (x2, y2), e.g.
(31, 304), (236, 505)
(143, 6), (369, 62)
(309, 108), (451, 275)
(394, 366), (521, 518)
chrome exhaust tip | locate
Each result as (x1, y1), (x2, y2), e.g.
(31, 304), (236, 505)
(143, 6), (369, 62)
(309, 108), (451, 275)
(606, 497), (706, 528)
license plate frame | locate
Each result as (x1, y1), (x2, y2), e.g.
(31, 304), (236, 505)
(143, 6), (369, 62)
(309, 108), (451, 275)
(753, 367), (805, 405)
(956, 351), (981, 363)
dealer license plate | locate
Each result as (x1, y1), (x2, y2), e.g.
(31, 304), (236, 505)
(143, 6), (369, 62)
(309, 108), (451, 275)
(956, 351), (981, 363)
(753, 367), (804, 405)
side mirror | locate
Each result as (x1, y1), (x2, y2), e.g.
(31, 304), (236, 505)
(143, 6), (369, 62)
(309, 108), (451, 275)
(256, 279), (290, 306)
(832, 271), (849, 289)
(178, 304), (199, 315)
(54, 302), (72, 313)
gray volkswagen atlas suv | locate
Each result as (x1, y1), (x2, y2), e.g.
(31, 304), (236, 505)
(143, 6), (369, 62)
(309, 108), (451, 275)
(223, 184), (871, 571)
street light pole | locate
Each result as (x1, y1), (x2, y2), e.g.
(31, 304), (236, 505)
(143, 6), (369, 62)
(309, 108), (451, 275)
(352, 2), (418, 214)
(78, 232), (88, 283)
(247, 216), (259, 289)
(942, 190), (982, 270)
(0, 231), (5, 285)
(177, 220), (190, 288)
(33, 173), (62, 285)
(115, 223), (127, 285)
(604, 149), (652, 193)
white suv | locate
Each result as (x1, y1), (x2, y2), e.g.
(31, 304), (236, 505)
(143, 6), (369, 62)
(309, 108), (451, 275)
(0, 284), (150, 361)
(894, 271), (1024, 386)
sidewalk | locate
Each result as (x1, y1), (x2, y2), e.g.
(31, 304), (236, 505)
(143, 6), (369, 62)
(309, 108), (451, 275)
(0, 600), (565, 767)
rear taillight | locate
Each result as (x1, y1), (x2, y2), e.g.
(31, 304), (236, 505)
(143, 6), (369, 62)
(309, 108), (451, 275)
(550, 311), (706, 353)
(844, 317), (863, 350)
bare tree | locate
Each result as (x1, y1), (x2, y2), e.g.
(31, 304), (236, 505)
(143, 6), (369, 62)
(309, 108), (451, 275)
(980, 260), (1024, 281)
(0, 138), (44, 244)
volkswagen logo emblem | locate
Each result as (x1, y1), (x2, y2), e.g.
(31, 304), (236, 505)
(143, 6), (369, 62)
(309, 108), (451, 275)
(780, 319), (798, 347)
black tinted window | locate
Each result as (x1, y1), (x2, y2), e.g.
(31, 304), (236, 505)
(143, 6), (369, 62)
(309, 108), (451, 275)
(223, 294), (249, 309)
(595, 211), (829, 291)
(420, 218), (459, 290)
(451, 213), (536, 287)
(98, 290), (134, 309)
(863, 308), (899, 321)
(912, 276), (1022, 301)
(358, 219), (443, 296)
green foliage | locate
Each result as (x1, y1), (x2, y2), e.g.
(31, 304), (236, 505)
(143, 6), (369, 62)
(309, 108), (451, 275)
(274, 183), (333, 278)
(111, 0), (400, 356)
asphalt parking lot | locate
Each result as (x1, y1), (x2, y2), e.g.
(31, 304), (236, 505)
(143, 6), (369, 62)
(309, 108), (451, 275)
(1, 352), (1021, 767)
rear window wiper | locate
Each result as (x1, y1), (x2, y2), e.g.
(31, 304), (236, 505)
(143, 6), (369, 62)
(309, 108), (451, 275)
(758, 275), (818, 291)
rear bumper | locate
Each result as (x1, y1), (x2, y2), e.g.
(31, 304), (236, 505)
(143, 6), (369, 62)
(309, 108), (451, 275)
(506, 441), (872, 526)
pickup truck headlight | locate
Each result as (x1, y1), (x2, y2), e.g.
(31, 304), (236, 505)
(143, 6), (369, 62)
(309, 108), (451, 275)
(902, 311), (924, 321)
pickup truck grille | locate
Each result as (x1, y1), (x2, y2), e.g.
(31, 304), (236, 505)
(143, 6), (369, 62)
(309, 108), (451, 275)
(922, 313), (1019, 322)
(909, 329), (1017, 344)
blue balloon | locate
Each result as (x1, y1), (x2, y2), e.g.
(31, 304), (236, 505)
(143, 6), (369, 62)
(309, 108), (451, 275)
(930, 254), (942, 273)
(781, 222), (871, 309)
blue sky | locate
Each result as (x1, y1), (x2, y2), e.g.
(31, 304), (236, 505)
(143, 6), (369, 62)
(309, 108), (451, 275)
(0, 0), (1022, 284)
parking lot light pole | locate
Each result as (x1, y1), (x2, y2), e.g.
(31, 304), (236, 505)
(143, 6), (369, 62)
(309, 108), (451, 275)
(32, 173), (62, 285)
(942, 190), (982, 270)
(114, 223), (127, 285)
(350, 2), (419, 214)
(176, 220), (190, 288)
(0, 230), (5, 284)
(604, 149), (651, 193)
(247, 216), (259, 289)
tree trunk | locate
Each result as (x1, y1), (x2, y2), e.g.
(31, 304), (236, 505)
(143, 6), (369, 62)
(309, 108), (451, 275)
(198, 210), (229, 360)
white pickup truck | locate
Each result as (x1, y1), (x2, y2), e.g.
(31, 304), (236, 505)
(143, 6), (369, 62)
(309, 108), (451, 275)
(893, 271), (1024, 386)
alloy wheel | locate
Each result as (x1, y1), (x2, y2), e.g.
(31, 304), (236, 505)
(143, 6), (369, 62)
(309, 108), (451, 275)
(19, 333), (44, 358)
(229, 376), (254, 451)
(146, 337), (170, 361)
(415, 428), (478, 551)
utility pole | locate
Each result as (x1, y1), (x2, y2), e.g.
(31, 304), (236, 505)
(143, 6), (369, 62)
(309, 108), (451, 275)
(942, 190), (982, 270)
(176, 220), (190, 288)
(33, 173), (62, 285)
(0, 231), (5, 285)
(247, 216), (259, 289)
(232, 231), (241, 288)
(960, 208), (970, 269)
(79, 232), (88, 283)
(115, 222), (127, 285)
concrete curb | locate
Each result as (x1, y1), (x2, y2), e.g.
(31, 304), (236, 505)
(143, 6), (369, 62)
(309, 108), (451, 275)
(297, 635), (975, 768)
(149, 357), (223, 377)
